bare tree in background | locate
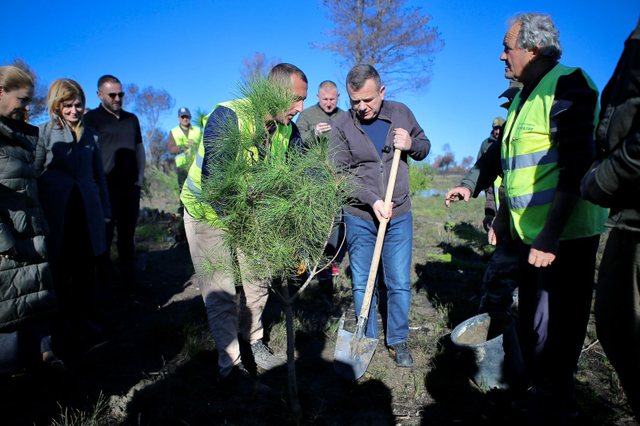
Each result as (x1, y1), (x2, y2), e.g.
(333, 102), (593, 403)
(124, 83), (175, 167)
(432, 152), (455, 173)
(433, 144), (456, 173)
(147, 129), (169, 169)
(10, 58), (48, 123)
(314, 0), (443, 93)
(241, 52), (281, 82)
(461, 155), (474, 170)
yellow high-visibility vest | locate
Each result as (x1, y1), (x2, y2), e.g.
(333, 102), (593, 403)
(180, 99), (294, 227)
(501, 64), (607, 243)
(171, 125), (202, 169)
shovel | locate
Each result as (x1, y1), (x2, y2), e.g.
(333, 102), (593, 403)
(334, 148), (402, 380)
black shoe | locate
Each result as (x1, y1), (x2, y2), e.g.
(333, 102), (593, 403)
(221, 363), (275, 397)
(388, 342), (413, 368)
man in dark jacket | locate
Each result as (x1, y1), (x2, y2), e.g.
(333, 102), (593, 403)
(297, 80), (347, 284)
(84, 75), (145, 291)
(581, 19), (640, 420)
(330, 64), (430, 368)
(477, 117), (505, 232)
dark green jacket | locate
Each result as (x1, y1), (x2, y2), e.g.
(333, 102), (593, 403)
(0, 118), (56, 331)
(296, 104), (344, 144)
(581, 21), (640, 231)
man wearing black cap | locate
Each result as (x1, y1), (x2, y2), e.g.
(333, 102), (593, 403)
(476, 117), (505, 232)
(468, 116), (519, 315)
(168, 107), (202, 192)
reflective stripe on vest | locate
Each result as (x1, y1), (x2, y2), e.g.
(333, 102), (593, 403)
(500, 147), (559, 171)
(501, 64), (607, 243)
(179, 99), (293, 227)
(494, 175), (502, 210)
(171, 125), (202, 169)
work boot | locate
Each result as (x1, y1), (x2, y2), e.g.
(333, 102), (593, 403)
(221, 363), (274, 397)
(389, 342), (413, 368)
(251, 341), (285, 370)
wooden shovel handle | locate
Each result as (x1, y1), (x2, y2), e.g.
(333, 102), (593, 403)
(359, 148), (402, 320)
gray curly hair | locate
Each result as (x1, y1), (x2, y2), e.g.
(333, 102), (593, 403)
(511, 13), (562, 60)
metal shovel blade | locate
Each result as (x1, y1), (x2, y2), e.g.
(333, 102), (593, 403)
(334, 321), (378, 380)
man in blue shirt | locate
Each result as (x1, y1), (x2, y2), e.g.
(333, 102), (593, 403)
(330, 64), (430, 367)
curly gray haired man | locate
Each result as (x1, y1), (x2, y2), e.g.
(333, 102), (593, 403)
(511, 13), (562, 60)
(446, 12), (607, 422)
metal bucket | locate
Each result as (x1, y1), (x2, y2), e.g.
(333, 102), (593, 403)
(450, 312), (524, 389)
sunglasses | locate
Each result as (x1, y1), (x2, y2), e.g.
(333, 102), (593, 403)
(106, 92), (125, 100)
(180, 115), (191, 119)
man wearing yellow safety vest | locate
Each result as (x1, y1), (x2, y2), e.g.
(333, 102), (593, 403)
(445, 13), (607, 422)
(180, 63), (307, 393)
(167, 107), (201, 192)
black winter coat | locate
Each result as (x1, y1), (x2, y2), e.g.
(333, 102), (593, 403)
(35, 121), (111, 258)
(0, 118), (56, 331)
(581, 21), (640, 231)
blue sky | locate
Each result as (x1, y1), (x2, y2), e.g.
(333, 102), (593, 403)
(2, 0), (637, 161)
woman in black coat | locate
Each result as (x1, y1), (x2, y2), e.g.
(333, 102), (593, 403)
(35, 79), (111, 344)
(0, 65), (60, 371)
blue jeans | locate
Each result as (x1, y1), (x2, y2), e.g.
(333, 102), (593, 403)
(344, 211), (413, 346)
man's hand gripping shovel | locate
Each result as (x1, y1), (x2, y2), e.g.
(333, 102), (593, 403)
(334, 148), (402, 380)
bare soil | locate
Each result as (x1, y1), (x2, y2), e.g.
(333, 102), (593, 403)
(1, 177), (637, 425)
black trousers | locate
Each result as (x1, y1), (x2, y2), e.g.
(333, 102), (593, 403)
(516, 235), (600, 402)
(50, 188), (97, 318)
(596, 229), (640, 419)
(105, 183), (141, 286)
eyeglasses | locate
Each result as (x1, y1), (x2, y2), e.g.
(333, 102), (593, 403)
(180, 115), (190, 119)
(105, 92), (125, 100)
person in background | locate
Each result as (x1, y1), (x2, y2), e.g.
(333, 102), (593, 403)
(84, 75), (145, 291)
(445, 13), (607, 422)
(0, 65), (60, 370)
(446, 114), (520, 315)
(330, 64), (430, 368)
(296, 80), (345, 143)
(167, 106), (201, 197)
(477, 117), (505, 233)
(581, 18), (640, 420)
(296, 80), (347, 287)
(34, 79), (111, 348)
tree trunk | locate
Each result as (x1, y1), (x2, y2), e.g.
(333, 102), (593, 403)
(281, 283), (302, 425)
